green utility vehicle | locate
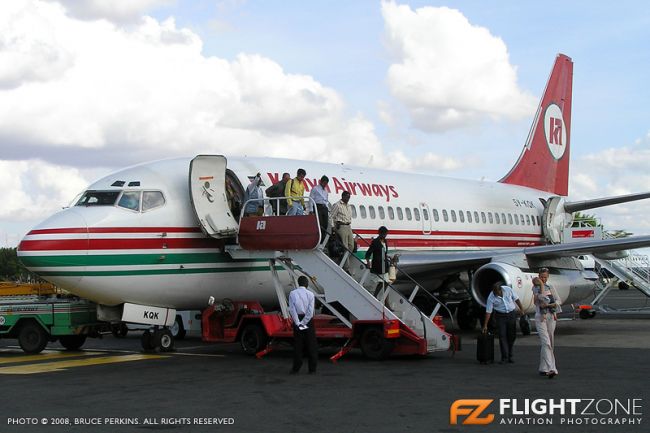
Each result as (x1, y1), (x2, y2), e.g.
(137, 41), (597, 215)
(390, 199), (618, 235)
(0, 295), (101, 354)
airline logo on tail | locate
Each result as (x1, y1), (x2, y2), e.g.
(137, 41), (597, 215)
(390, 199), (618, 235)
(544, 104), (566, 160)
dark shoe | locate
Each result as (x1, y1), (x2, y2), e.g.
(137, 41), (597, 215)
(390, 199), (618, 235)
(547, 371), (557, 379)
(508, 358), (514, 363)
(308, 370), (316, 374)
(539, 371), (548, 376)
(289, 369), (299, 375)
(499, 360), (507, 365)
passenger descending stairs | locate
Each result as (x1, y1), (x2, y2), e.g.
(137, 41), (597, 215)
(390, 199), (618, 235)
(226, 246), (450, 352)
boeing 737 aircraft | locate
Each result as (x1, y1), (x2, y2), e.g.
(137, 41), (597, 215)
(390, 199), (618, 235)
(17, 54), (650, 349)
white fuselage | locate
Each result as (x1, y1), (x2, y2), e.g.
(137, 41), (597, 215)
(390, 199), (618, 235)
(19, 156), (552, 309)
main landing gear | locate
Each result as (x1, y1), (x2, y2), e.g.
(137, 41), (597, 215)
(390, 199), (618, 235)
(141, 327), (175, 352)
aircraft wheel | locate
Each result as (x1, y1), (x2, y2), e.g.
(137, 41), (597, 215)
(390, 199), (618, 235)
(153, 329), (175, 352)
(457, 300), (478, 330)
(519, 315), (531, 335)
(240, 323), (268, 356)
(171, 315), (186, 340)
(141, 330), (155, 352)
(360, 327), (394, 360)
(18, 322), (49, 354)
(59, 335), (87, 351)
(111, 323), (128, 338)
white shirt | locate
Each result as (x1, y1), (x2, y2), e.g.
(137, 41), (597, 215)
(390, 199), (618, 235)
(309, 184), (329, 211)
(288, 286), (315, 330)
(485, 285), (519, 314)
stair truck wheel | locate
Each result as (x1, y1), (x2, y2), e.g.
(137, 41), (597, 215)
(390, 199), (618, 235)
(360, 327), (395, 360)
(59, 335), (87, 350)
(171, 315), (186, 340)
(18, 321), (49, 354)
(240, 323), (268, 356)
(519, 315), (531, 336)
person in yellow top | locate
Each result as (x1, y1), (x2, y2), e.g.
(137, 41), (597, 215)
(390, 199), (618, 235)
(285, 168), (307, 215)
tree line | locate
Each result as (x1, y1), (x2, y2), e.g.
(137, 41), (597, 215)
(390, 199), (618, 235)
(0, 248), (38, 282)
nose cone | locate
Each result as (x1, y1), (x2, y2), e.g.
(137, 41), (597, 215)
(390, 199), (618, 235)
(18, 208), (88, 292)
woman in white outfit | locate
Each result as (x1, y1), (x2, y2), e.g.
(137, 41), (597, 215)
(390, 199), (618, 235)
(533, 268), (559, 379)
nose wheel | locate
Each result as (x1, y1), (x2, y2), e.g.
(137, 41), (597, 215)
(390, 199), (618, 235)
(141, 328), (175, 352)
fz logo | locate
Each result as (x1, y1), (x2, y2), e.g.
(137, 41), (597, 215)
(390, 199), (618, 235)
(256, 221), (266, 230)
(450, 399), (494, 425)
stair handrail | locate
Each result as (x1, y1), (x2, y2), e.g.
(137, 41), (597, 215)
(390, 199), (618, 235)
(351, 230), (456, 327)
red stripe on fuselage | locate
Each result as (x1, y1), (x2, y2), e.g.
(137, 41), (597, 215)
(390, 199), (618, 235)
(19, 237), (217, 251)
(27, 227), (203, 235)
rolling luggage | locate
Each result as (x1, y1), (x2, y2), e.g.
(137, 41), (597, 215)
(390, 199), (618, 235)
(476, 333), (494, 364)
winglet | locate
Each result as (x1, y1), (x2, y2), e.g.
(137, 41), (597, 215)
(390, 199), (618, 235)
(500, 54), (573, 196)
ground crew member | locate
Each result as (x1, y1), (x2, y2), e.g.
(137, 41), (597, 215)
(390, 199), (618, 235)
(482, 283), (524, 364)
(285, 169), (306, 215)
(288, 276), (317, 374)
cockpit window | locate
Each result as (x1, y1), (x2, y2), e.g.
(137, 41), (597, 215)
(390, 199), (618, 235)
(142, 191), (165, 212)
(76, 191), (120, 206)
(117, 191), (141, 211)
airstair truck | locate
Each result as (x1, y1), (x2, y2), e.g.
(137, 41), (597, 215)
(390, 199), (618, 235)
(0, 294), (100, 354)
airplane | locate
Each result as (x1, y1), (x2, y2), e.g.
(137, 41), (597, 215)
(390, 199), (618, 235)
(17, 53), (650, 349)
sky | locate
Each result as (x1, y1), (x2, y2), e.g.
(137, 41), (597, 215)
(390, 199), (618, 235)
(1, 0), (650, 247)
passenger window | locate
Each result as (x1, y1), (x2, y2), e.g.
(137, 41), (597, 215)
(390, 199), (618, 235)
(495, 213), (500, 224)
(508, 214), (513, 225)
(501, 213), (506, 224)
(378, 206), (385, 219)
(351, 205), (357, 219)
(388, 206), (395, 220)
(450, 210), (457, 223)
(459, 210), (465, 223)
(423, 209), (429, 221)
(474, 211), (479, 223)
(405, 208), (412, 220)
(142, 191), (165, 212)
(369, 206), (376, 219)
(467, 211), (472, 223)
(433, 209), (439, 222)
(414, 208), (420, 221)
(76, 190), (120, 206)
(397, 207), (404, 220)
(520, 214), (525, 225)
(442, 209), (449, 222)
(488, 212), (493, 224)
(481, 212), (486, 224)
(514, 214), (519, 225)
(536, 215), (541, 225)
(526, 215), (531, 225)
(360, 205), (367, 219)
(118, 191), (141, 211)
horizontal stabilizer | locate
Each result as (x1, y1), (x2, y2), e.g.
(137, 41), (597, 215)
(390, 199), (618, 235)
(564, 192), (650, 213)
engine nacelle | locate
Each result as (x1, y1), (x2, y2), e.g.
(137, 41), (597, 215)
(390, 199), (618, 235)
(471, 262), (597, 314)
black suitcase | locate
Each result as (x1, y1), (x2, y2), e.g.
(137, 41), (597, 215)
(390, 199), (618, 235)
(476, 333), (494, 364)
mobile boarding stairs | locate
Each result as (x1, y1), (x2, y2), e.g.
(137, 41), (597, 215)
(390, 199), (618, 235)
(226, 198), (452, 359)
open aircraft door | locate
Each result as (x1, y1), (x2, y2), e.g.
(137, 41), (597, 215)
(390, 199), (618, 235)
(189, 155), (239, 238)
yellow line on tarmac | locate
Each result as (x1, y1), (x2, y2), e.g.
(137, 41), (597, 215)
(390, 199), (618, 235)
(0, 351), (101, 365)
(0, 354), (167, 375)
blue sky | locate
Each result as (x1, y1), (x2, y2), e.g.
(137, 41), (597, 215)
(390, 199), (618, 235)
(0, 0), (649, 246)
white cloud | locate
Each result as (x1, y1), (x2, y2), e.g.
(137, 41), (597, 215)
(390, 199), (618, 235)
(47, 0), (173, 24)
(381, 1), (536, 132)
(0, 160), (89, 221)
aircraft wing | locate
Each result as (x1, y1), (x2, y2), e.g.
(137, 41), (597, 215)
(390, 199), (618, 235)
(395, 235), (650, 276)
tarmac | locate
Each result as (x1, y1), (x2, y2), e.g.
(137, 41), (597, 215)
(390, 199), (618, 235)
(0, 290), (648, 433)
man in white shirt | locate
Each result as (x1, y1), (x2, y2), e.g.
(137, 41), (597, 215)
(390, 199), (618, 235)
(309, 175), (330, 243)
(482, 283), (524, 364)
(288, 276), (317, 374)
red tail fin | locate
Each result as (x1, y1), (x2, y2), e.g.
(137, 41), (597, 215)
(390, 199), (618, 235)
(499, 54), (573, 196)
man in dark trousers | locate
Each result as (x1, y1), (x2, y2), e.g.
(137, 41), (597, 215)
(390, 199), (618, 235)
(365, 226), (391, 295)
(265, 172), (290, 215)
(482, 282), (524, 364)
(288, 276), (317, 374)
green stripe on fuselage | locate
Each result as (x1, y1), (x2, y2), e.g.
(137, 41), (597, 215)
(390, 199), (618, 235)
(20, 253), (265, 267)
(35, 266), (274, 277)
